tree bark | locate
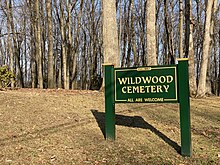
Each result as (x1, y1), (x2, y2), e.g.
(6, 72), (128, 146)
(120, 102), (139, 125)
(197, 0), (216, 97)
(35, 0), (43, 88)
(5, 0), (24, 87)
(30, 2), (37, 88)
(163, 0), (175, 64)
(71, 0), (83, 89)
(218, 27), (220, 96)
(46, 0), (54, 88)
(102, 0), (119, 66)
(146, 0), (157, 66)
(5, 0), (15, 88)
(100, 0), (120, 91)
(131, 0), (137, 66)
(60, 2), (68, 89)
(185, 0), (197, 96)
(179, 0), (183, 58)
(67, 1), (71, 89)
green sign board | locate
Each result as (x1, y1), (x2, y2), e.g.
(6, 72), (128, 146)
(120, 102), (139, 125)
(104, 59), (192, 157)
(115, 66), (178, 103)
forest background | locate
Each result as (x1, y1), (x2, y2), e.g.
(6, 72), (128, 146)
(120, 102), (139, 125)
(0, 0), (219, 97)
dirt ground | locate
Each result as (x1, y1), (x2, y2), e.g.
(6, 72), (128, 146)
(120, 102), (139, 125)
(0, 89), (219, 164)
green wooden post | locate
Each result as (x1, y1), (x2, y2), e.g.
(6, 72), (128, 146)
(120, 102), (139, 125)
(104, 64), (115, 141)
(177, 58), (192, 157)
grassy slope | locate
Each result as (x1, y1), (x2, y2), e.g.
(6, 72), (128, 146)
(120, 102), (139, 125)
(0, 89), (219, 164)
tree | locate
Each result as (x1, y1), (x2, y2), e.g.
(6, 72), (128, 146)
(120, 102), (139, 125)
(4, 0), (15, 88)
(3, 0), (24, 88)
(185, 0), (197, 96)
(27, 0), (37, 88)
(131, 0), (138, 66)
(163, 0), (175, 64)
(146, 0), (157, 65)
(71, 0), (84, 89)
(197, 0), (217, 97)
(179, 0), (183, 58)
(46, 0), (54, 88)
(60, 1), (68, 89)
(102, 0), (119, 66)
(35, 0), (43, 88)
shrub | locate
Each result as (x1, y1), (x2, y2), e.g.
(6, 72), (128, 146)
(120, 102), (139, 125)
(0, 65), (15, 88)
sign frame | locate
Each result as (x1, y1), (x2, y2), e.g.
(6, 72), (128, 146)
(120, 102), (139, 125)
(114, 65), (178, 103)
(104, 59), (191, 157)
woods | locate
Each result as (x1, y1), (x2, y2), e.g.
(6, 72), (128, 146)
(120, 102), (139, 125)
(0, 0), (219, 96)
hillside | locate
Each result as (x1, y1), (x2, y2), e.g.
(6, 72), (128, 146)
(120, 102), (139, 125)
(0, 89), (219, 164)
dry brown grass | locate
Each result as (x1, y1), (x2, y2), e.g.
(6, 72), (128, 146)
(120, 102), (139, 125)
(0, 89), (219, 164)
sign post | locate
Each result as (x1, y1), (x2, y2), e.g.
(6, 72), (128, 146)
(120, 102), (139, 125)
(177, 59), (191, 156)
(104, 58), (191, 156)
(104, 64), (115, 140)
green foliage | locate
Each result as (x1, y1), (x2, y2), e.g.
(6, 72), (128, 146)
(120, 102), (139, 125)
(0, 65), (15, 88)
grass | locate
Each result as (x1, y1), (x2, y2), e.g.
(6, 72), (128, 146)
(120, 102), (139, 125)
(0, 89), (219, 164)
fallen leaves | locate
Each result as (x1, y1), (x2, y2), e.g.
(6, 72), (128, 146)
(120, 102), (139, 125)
(50, 155), (56, 162)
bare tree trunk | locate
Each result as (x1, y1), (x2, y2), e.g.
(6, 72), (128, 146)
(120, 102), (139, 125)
(102, 0), (119, 66)
(6, 0), (24, 87)
(101, 0), (120, 91)
(121, 15), (126, 67)
(40, 1), (46, 88)
(46, 0), (54, 88)
(213, 36), (217, 95)
(146, 0), (157, 65)
(23, 17), (28, 86)
(125, 1), (131, 67)
(5, 0), (15, 88)
(188, 22), (197, 97)
(207, 0), (218, 95)
(54, 0), (60, 88)
(89, 0), (99, 89)
(26, 0), (36, 88)
(119, 0), (123, 67)
(163, 0), (175, 64)
(197, 0), (216, 97)
(81, 30), (87, 89)
(30, 11), (37, 88)
(195, 0), (203, 85)
(184, 0), (190, 58)
(58, 61), (62, 88)
(71, 0), (84, 89)
(179, 0), (183, 58)
(15, 37), (24, 88)
(67, 1), (72, 89)
(120, 2), (127, 67)
(60, 2), (68, 89)
(0, 33), (3, 65)
(185, 0), (197, 96)
(218, 28), (220, 96)
(54, 46), (57, 87)
(131, 0), (137, 66)
(35, 0), (43, 88)
(67, 0), (77, 90)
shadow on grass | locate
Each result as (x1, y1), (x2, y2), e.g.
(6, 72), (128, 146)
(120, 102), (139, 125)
(91, 109), (181, 154)
(0, 118), (92, 147)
